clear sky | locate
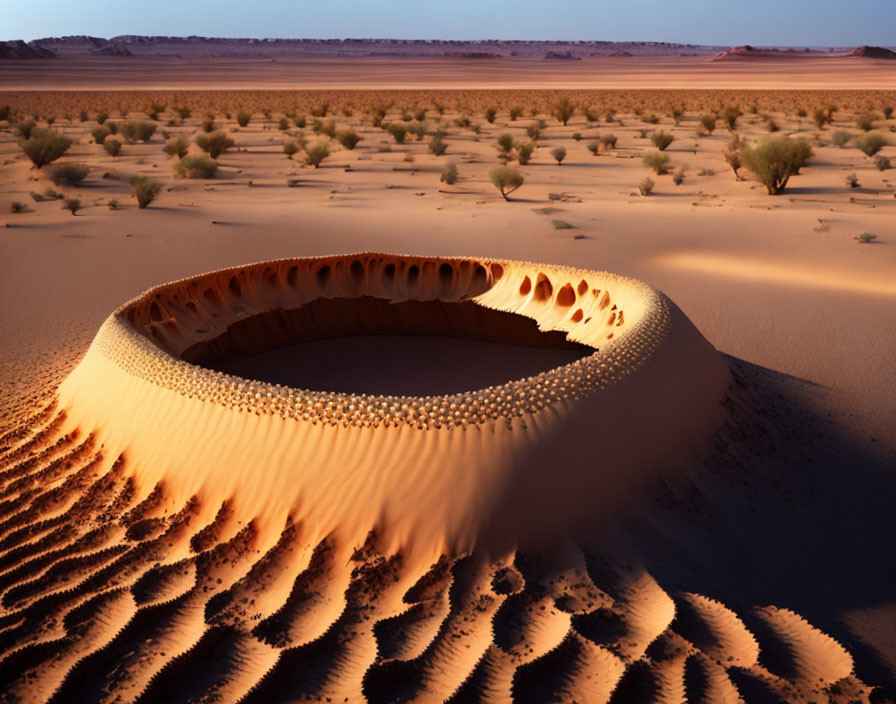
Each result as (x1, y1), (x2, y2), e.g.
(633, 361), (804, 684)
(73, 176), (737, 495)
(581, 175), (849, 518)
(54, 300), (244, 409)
(4, 0), (895, 47)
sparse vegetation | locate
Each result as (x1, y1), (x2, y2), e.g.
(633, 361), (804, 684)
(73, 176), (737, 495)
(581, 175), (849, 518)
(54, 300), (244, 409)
(700, 114), (717, 134)
(304, 141), (331, 168)
(740, 136), (812, 195)
(103, 139), (122, 156)
(643, 151), (671, 175)
(129, 175), (163, 208)
(845, 172), (860, 189)
(174, 154), (218, 178)
(489, 166), (524, 200)
(62, 197), (80, 215)
(384, 123), (407, 144)
(855, 232), (877, 243)
(91, 126), (111, 144)
(855, 133), (887, 157)
(722, 135), (744, 180)
(672, 168), (685, 186)
(856, 113), (875, 131)
(163, 137), (189, 158)
(832, 130), (851, 148)
(236, 111), (251, 127)
(440, 162), (458, 185)
(551, 146), (567, 165)
(195, 132), (234, 158)
(429, 134), (447, 156)
(600, 134), (617, 150)
(20, 130), (73, 168)
(336, 129), (362, 150)
(651, 131), (674, 151)
(283, 140), (301, 158)
(638, 177), (655, 195)
(517, 142), (535, 165)
(118, 120), (157, 143)
(46, 163), (89, 187)
(874, 155), (892, 171)
(553, 97), (575, 125)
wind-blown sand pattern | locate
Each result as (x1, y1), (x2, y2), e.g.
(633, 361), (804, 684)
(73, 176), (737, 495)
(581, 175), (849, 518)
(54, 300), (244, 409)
(0, 254), (885, 702)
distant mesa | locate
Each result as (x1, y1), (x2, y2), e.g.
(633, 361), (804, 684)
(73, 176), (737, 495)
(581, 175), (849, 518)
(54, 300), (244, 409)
(849, 45), (896, 59)
(607, 50), (634, 57)
(0, 40), (55, 59)
(544, 51), (581, 61)
(88, 42), (133, 57)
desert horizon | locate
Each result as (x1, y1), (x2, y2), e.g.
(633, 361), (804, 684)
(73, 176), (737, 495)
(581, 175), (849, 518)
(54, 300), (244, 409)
(1, 4), (895, 702)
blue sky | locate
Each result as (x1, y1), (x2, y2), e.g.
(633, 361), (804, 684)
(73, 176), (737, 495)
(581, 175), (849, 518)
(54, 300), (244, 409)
(4, 0), (895, 46)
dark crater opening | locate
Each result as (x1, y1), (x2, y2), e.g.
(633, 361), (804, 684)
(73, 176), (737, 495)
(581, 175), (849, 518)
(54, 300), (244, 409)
(181, 297), (593, 396)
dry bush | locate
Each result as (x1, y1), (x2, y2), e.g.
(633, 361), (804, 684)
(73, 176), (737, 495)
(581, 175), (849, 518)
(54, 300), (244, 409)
(489, 166), (524, 200)
(643, 113), (660, 125)
(312, 119), (336, 137)
(509, 106), (523, 121)
(236, 111), (251, 127)
(174, 154), (218, 178)
(440, 161), (458, 185)
(526, 122), (541, 141)
(103, 139), (122, 156)
(497, 133), (515, 156)
(283, 140), (301, 158)
(855, 133), (887, 157)
(643, 151), (670, 174)
(700, 114), (717, 134)
(721, 106), (741, 130)
(855, 113), (875, 131)
(600, 134), (617, 149)
(740, 136), (812, 195)
(384, 123), (407, 144)
(672, 168), (685, 185)
(551, 146), (567, 165)
(16, 119), (37, 139)
(304, 141), (330, 168)
(20, 130), (72, 167)
(62, 198), (80, 215)
(163, 137), (189, 158)
(336, 129), (362, 149)
(130, 175), (163, 208)
(651, 131), (674, 151)
(91, 126), (111, 144)
(485, 107), (497, 123)
(722, 135), (744, 179)
(118, 120), (157, 143)
(201, 115), (216, 132)
(46, 163), (89, 187)
(429, 134), (447, 156)
(586, 141), (600, 155)
(195, 132), (234, 158)
(638, 177), (655, 195)
(845, 172), (860, 188)
(517, 142), (535, 165)
(832, 130), (851, 148)
(553, 97), (575, 125)
(875, 155), (892, 171)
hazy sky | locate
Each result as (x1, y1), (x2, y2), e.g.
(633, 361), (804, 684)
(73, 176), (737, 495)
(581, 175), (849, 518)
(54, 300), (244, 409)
(4, 0), (895, 46)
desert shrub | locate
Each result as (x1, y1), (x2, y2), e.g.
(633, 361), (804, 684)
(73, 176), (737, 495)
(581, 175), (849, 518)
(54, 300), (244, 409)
(20, 130), (72, 167)
(336, 129), (362, 150)
(409, 122), (427, 141)
(283, 140), (301, 158)
(845, 173), (860, 188)
(30, 187), (62, 202)
(605, 110), (616, 123)
(526, 122), (541, 140)
(671, 106), (684, 124)
(236, 111), (251, 127)
(201, 115), (216, 132)
(46, 163), (89, 187)
(195, 132), (234, 158)
(294, 115), (307, 128)
(312, 119), (336, 137)
(16, 119), (37, 139)
(454, 116), (471, 129)
(310, 101), (330, 118)
(305, 141), (330, 168)
(509, 106), (523, 121)
(643, 113), (660, 125)
(553, 97), (575, 125)
(551, 146), (567, 165)
(108, 199), (118, 209)
(91, 126), (111, 144)
(62, 198), (80, 215)
(95, 111), (109, 125)
(856, 113), (875, 131)
(672, 168), (685, 185)
(384, 123), (407, 144)
(174, 154), (218, 178)
(832, 130), (851, 148)
(874, 155), (892, 171)
(485, 107), (497, 123)
(638, 177), (655, 195)
(278, 117), (289, 131)
(767, 118), (780, 132)
(740, 136), (812, 195)
(571, 133), (582, 142)
(440, 162), (458, 185)
(0, 105), (12, 122)
(638, 128), (648, 139)
(651, 131), (674, 151)
(643, 151), (670, 174)
(429, 134), (447, 156)
(146, 102), (166, 120)
(797, 108), (807, 118)
(600, 134), (617, 149)
(118, 120), (157, 143)
(700, 114), (717, 134)
(721, 106), (741, 131)
(855, 133), (887, 157)
(722, 135), (743, 179)
(173, 106), (190, 119)
(855, 232), (877, 243)
(517, 142), (535, 165)
(10, 201), (27, 213)
(130, 175), (162, 208)
(884, 106), (894, 120)
(489, 166), (523, 200)
(813, 109), (828, 129)
(497, 133), (515, 155)
(586, 141), (600, 155)
(103, 139), (122, 156)
(414, 108), (426, 121)
(163, 137), (189, 158)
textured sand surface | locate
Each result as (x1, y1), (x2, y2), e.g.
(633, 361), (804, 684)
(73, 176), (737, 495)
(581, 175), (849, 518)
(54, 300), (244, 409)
(1, 73), (895, 701)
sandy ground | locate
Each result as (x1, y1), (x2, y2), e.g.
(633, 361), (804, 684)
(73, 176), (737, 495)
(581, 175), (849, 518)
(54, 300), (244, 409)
(0, 69), (895, 702)
(2, 55), (896, 90)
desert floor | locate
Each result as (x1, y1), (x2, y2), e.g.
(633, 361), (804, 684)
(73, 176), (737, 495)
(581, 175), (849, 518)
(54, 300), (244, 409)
(0, 65), (895, 701)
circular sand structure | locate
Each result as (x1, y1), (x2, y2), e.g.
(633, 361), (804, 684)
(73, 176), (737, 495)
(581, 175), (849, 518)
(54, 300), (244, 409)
(2, 254), (873, 704)
(56, 253), (730, 555)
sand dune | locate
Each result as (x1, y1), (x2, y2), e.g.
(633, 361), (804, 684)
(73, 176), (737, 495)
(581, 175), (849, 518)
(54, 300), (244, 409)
(0, 253), (891, 702)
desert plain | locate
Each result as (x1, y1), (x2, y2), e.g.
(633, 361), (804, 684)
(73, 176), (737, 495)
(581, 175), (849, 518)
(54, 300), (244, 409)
(0, 52), (894, 704)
